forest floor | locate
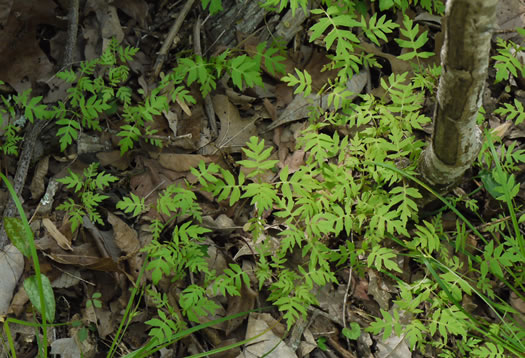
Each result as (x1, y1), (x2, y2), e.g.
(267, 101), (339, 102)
(1, 0), (525, 358)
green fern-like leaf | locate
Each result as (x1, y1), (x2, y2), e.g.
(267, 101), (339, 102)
(201, 0), (223, 14)
(238, 136), (279, 178)
(492, 37), (525, 83)
(254, 42), (286, 76)
(494, 99), (525, 125)
(228, 55), (263, 90)
(360, 13), (398, 46)
(367, 246), (402, 273)
(309, 6), (360, 55)
(179, 284), (221, 322)
(282, 68), (312, 97)
(117, 193), (146, 217)
(395, 15), (434, 61)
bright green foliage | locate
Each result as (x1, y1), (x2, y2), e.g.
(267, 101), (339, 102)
(342, 322), (361, 340)
(395, 15), (434, 61)
(0, 87), (46, 155)
(201, 0), (223, 15)
(145, 308), (184, 342)
(238, 136), (280, 178)
(86, 292), (103, 308)
(492, 35), (525, 84)
(56, 162), (118, 232)
(24, 274), (56, 322)
(254, 42), (287, 76)
(170, 44), (285, 96)
(260, 0), (308, 15)
(179, 285), (221, 322)
(494, 98), (525, 125)
(4, 217), (32, 257)
(116, 193), (146, 216)
(2, 1), (525, 357)
(373, 0), (444, 13)
(193, 70), (431, 327)
(282, 69), (313, 97)
(117, 183), (248, 335)
(360, 13), (399, 46)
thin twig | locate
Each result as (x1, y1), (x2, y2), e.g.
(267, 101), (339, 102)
(153, 0), (196, 78)
(193, 16), (218, 137)
(0, 120), (47, 249)
(62, 0), (80, 68)
(342, 232), (354, 347)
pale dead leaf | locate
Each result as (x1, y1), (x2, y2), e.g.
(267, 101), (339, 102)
(50, 338), (81, 358)
(213, 94), (258, 152)
(107, 212), (140, 255)
(0, 245), (24, 315)
(43, 218), (73, 251)
(283, 150), (305, 173)
(376, 334), (411, 358)
(237, 313), (297, 358)
(263, 98), (277, 122)
(496, 0), (525, 42)
(51, 269), (81, 288)
(368, 270), (394, 311)
(201, 214), (239, 234)
(176, 98), (192, 116)
(95, 308), (115, 338)
(88, 0), (124, 46)
(491, 121), (512, 138)
(8, 285), (29, 316)
(164, 109), (180, 136)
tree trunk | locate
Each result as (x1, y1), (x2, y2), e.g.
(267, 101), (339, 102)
(418, 0), (497, 189)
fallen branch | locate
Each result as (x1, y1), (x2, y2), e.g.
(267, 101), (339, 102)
(153, 0), (196, 78)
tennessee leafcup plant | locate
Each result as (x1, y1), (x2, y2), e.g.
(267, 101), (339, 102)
(2, 0), (525, 357)
(0, 37), (287, 157)
(56, 162), (118, 232)
(116, 182), (253, 339)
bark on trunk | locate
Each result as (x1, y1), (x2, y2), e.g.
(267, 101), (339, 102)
(418, 0), (497, 188)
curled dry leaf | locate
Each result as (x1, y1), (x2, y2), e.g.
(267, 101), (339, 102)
(107, 212), (140, 255)
(213, 94), (258, 152)
(237, 313), (297, 358)
(0, 245), (24, 315)
(225, 283), (257, 335)
(107, 212), (144, 280)
(157, 153), (211, 172)
(43, 218), (73, 251)
(30, 155), (49, 200)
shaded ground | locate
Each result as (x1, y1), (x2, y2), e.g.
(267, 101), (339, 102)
(0, 0), (525, 357)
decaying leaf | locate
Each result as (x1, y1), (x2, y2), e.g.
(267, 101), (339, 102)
(0, 245), (24, 315)
(107, 212), (140, 255)
(30, 155), (49, 200)
(43, 218), (73, 251)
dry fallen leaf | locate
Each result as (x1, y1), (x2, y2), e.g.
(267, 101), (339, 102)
(237, 313), (297, 358)
(43, 218), (73, 251)
(213, 94), (258, 152)
(225, 283), (257, 335)
(107, 212), (140, 255)
(0, 245), (24, 315)
(376, 334), (412, 358)
(157, 153), (211, 172)
(30, 155), (49, 200)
